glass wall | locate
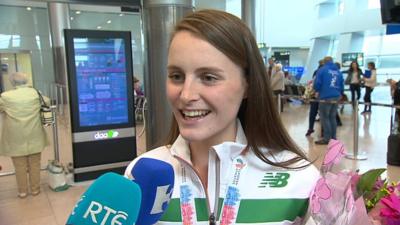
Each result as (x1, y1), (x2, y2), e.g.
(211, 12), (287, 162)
(0, 4), (54, 95)
(362, 34), (400, 82)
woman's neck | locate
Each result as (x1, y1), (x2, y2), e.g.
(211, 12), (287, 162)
(189, 142), (212, 189)
(187, 122), (238, 188)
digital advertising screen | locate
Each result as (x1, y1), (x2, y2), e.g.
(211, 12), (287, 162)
(342, 53), (364, 67)
(65, 30), (134, 132)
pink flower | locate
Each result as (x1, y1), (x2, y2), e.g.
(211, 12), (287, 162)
(373, 177), (385, 192)
(380, 193), (400, 219)
(386, 182), (400, 194)
(369, 201), (384, 223)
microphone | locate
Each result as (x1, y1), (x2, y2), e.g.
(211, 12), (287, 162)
(126, 157), (175, 225)
(66, 172), (141, 225)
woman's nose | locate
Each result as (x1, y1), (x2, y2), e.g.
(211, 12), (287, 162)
(180, 79), (200, 103)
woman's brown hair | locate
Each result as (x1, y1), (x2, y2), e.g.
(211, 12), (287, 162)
(166, 9), (308, 168)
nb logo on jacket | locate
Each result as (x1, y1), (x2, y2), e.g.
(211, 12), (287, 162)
(258, 172), (290, 188)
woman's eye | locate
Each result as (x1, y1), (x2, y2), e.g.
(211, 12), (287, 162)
(201, 74), (218, 83)
(168, 73), (184, 82)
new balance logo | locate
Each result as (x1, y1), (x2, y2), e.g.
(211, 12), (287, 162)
(258, 172), (290, 188)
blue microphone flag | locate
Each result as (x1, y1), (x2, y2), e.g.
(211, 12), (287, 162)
(66, 172), (141, 225)
(129, 158), (175, 225)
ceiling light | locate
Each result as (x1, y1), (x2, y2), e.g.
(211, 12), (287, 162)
(70, 17), (74, 20)
(97, 26), (102, 29)
(26, 7), (32, 11)
(107, 20), (111, 24)
(76, 11), (81, 14)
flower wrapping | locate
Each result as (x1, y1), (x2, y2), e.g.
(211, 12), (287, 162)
(310, 139), (373, 225)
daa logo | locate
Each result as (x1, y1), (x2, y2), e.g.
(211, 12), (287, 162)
(83, 201), (128, 225)
(94, 130), (119, 140)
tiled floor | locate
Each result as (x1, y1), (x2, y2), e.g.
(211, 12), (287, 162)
(0, 85), (399, 225)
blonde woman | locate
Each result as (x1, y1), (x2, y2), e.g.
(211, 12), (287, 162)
(0, 72), (48, 198)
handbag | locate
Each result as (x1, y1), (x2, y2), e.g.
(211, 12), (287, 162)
(35, 89), (54, 126)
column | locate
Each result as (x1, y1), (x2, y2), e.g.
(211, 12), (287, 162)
(241, 0), (256, 36)
(47, 2), (72, 163)
(143, 0), (193, 148)
(303, 38), (331, 81)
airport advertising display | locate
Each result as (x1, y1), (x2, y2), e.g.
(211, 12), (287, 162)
(65, 30), (134, 131)
(64, 29), (136, 181)
(342, 52), (364, 67)
(74, 38), (129, 127)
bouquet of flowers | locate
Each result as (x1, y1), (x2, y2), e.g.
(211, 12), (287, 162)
(310, 139), (400, 225)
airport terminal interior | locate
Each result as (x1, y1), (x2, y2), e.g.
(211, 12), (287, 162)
(1, 0), (400, 224)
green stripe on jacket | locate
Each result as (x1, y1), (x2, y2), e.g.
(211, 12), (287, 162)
(160, 198), (309, 223)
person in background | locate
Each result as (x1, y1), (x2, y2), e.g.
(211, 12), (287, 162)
(346, 61), (363, 106)
(305, 59), (324, 136)
(313, 56), (344, 145)
(0, 72), (48, 198)
(271, 63), (285, 112)
(387, 78), (400, 132)
(284, 71), (294, 86)
(125, 9), (320, 224)
(267, 57), (276, 78)
(133, 76), (144, 97)
(361, 62), (377, 114)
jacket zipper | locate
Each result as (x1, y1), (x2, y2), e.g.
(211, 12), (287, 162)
(210, 157), (220, 224)
(174, 153), (221, 224)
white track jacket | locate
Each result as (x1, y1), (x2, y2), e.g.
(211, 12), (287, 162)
(125, 123), (320, 225)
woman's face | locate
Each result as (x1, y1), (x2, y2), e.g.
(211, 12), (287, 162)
(351, 62), (357, 69)
(134, 81), (140, 90)
(167, 31), (247, 145)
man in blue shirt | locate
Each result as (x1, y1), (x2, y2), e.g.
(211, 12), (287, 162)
(313, 56), (344, 145)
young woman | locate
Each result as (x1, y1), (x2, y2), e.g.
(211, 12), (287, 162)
(346, 61), (363, 105)
(125, 10), (319, 224)
(361, 62), (377, 114)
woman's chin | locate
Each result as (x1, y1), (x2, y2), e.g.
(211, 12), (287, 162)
(180, 131), (207, 143)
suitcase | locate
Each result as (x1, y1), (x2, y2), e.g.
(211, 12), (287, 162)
(387, 107), (400, 166)
(387, 134), (400, 165)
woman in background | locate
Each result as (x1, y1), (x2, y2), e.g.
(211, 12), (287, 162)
(346, 61), (363, 105)
(271, 63), (285, 112)
(361, 62), (377, 114)
(0, 72), (48, 198)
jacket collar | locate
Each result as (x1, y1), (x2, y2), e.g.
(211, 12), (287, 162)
(170, 120), (248, 164)
(15, 84), (31, 89)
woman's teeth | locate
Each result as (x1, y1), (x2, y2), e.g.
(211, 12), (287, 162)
(182, 110), (210, 118)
